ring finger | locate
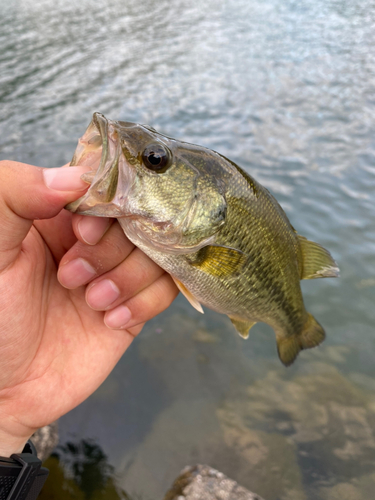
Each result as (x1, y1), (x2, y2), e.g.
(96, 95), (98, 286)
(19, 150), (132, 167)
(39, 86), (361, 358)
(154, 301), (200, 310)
(85, 247), (166, 311)
(104, 273), (178, 331)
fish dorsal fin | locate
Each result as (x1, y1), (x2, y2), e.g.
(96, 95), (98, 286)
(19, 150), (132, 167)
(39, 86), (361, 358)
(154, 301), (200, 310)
(186, 245), (247, 278)
(297, 235), (340, 280)
(228, 316), (257, 339)
(172, 277), (204, 314)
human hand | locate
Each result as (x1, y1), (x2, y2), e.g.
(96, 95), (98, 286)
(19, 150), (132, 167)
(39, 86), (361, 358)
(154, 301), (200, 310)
(0, 160), (178, 457)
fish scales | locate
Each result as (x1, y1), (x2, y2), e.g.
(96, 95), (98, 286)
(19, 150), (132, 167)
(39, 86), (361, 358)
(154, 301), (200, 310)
(66, 113), (339, 366)
(131, 161), (304, 332)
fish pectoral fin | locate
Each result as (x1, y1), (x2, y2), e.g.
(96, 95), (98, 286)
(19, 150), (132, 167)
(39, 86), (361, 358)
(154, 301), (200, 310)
(186, 245), (247, 278)
(172, 277), (204, 314)
(228, 316), (257, 339)
(297, 235), (340, 279)
(277, 313), (326, 366)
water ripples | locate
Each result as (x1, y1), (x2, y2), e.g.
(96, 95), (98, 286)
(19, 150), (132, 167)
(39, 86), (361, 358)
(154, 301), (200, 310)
(1, 0), (375, 498)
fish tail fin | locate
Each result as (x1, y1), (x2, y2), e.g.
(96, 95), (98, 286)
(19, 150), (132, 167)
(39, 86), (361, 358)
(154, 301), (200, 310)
(277, 313), (325, 367)
(299, 313), (326, 349)
(277, 335), (301, 367)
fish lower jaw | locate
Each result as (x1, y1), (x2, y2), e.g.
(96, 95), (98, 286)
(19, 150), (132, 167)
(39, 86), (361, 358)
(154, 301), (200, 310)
(66, 195), (125, 216)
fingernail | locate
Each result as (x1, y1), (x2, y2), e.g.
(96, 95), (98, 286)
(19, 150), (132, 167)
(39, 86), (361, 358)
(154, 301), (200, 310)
(86, 279), (120, 310)
(58, 258), (96, 288)
(78, 216), (111, 245)
(43, 166), (91, 191)
(104, 305), (132, 329)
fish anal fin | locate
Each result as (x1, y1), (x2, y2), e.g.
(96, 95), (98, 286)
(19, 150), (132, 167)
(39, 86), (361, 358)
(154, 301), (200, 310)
(187, 245), (247, 278)
(172, 277), (204, 314)
(229, 316), (256, 339)
(277, 312), (326, 366)
(298, 235), (340, 279)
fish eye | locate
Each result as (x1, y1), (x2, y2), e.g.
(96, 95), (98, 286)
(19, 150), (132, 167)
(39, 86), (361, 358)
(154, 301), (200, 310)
(142, 144), (171, 173)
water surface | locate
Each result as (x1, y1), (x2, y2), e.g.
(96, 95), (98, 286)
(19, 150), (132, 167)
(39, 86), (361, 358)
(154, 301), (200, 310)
(1, 0), (375, 498)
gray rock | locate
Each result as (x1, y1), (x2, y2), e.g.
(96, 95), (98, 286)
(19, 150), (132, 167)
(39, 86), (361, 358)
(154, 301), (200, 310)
(30, 421), (59, 462)
(164, 464), (265, 500)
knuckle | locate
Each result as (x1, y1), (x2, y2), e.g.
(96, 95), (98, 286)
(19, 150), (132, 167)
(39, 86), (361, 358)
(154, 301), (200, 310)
(101, 232), (129, 258)
(151, 275), (177, 307)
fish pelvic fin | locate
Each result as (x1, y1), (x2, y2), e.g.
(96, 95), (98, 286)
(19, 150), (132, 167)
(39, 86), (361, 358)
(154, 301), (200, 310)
(172, 277), (204, 314)
(297, 235), (339, 279)
(277, 313), (326, 366)
(228, 316), (257, 339)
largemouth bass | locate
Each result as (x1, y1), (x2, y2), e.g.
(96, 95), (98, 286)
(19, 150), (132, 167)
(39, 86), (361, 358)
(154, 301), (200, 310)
(66, 112), (339, 366)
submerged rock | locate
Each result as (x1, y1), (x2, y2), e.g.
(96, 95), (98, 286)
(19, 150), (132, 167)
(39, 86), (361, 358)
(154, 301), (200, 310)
(217, 409), (306, 500)
(164, 464), (265, 500)
(318, 470), (375, 500)
(217, 361), (375, 498)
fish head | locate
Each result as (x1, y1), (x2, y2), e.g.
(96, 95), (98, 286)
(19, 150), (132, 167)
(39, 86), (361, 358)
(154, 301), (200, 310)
(66, 112), (227, 254)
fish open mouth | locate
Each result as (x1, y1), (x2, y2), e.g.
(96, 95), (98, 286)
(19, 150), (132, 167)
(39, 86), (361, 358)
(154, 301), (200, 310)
(66, 112), (124, 216)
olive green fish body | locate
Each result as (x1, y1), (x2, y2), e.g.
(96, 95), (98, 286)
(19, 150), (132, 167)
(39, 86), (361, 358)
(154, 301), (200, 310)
(121, 164), (305, 335)
(67, 113), (339, 366)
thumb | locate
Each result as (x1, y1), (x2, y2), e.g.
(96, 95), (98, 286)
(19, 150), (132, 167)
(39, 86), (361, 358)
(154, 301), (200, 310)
(0, 161), (90, 271)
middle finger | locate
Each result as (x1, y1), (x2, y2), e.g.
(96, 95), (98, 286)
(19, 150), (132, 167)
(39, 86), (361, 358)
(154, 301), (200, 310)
(58, 220), (134, 289)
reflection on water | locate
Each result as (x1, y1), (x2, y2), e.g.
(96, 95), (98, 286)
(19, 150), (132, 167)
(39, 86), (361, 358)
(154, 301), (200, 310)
(1, 0), (375, 498)
(40, 440), (131, 499)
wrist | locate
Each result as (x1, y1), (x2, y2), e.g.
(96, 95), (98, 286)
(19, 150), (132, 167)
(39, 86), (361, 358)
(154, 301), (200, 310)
(0, 437), (49, 500)
(0, 407), (33, 458)
(0, 428), (30, 457)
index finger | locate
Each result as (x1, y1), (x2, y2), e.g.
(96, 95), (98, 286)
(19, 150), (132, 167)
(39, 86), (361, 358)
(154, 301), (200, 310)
(0, 160), (90, 272)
